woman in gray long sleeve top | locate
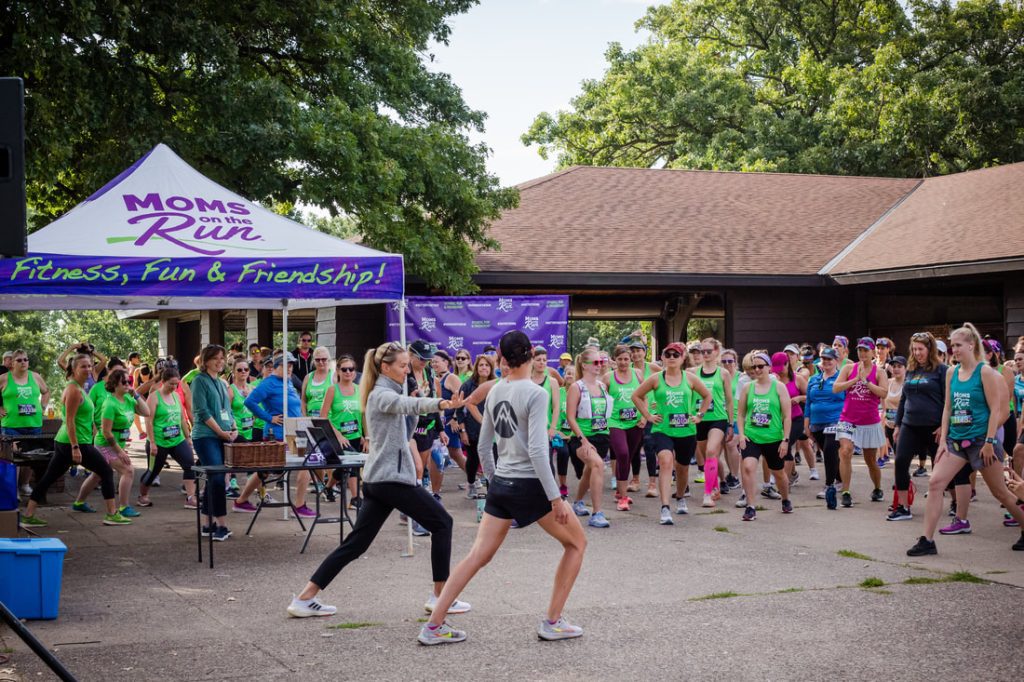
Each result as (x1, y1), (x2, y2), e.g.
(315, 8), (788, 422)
(421, 331), (587, 646)
(287, 342), (469, 620)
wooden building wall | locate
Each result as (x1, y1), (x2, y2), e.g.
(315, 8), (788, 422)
(334, 303), (387, 359)
(725, 287), (847, 353)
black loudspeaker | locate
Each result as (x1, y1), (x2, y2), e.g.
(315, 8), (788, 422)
(0, 77), (26, 258)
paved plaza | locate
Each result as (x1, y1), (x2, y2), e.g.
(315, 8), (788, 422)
(3, 453), (1022, 681)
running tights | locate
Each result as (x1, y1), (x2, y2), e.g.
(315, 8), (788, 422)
(310, 481), (452, 589)
(610, 427), (644, 482)
(31, 442), (115, 503)
(464, 440), (479, 485)
(812, 431), (840, 487)
(632, 429), (658, 478)
(894, 423), (939, 490)
(142, 441), (196, 486)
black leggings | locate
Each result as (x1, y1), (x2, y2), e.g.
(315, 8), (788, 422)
(552, 441), (582, 479)
(309, 481), (453, 589)
(635, 426), (658, 477)
(142, 441), (195, 486)
(812, 430), (840, 487)
(464, 439), (480, 485)
(894, 423), (939, 490)
(31, 442), (115, 503)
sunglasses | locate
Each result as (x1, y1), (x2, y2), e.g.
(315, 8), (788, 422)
(456, 356), (470, 361)
(752, 364), (768, 370)
(720, 358), (735, 364)
(13, 358), (28, 362)
(119, 379), (130, 385)
(663, 351), (681, 359)
(339, 367), (356, 373)
(236, 367), (249, 372)
(315, 357), (330, 362)
(584, 360), (607, 366)
(300, 338), (312, 343)
(701, 349), (714, 355)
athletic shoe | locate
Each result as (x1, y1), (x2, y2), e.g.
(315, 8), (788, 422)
(263, 493), (278, 504)
(676, 499), (688, 515)
(183, 496), (198, 510)
(151, 476), (161, 487)
(225, 488), (240, 499)
(761, 485), (782, 500)
(1013, 532), (1024, 551)
(572, 500), (590, 517)
(201, 523), (217, 537)
(103, 512), (132, 526)
(294, 505), (317, 518)
(538, 617), (583, 641)
(398, 513), (408, 525)
(609, 476), (616, 491)
(870, 488), (884, 502)
(19, 514), (47, 528)
(794, 453), (802, 465)
(212, 526), (231, 541)
(424, 594), (472, 614)
(781, 499), (793, 514)
(816, 452), (823, 463)
(645, 482), (657, 498)
(887, 506), (913, 521)
(228, 477), (240, 491)
(702, 493), (715, 508)
(735, 493), (747, 508)
(742, 506), (756, 522)
(136, 496), (153, 508)
(627, 478), (640, 493)
(841, 492), (852, 508)
(970, 489), (977, 502)
(418, 621), (467, 646)
(816, 488), (827, 500)
(72, 501), (96, 513)
(559, 485), (569, 498)
(412, 520), (431, 537)
(232, 501), (258, 513)
(689, 455), (697, 465)
(465, 482), (478, 500)
(616, 497), (630, 512)
(788, 471), (799, 486)
(718, 482), (729, 495)
(1004, 511), (1020, 527)
(19, 483), (32, 496)
(939, 518), (971, 535)
(588, 512), (610, 528)
(118, 505), (141, 518)
(287, 596), (337, 618)
(726, 475), (741, 490)
(659, 506), (673, 525)
(913, 466), (928, 477)
(877, 455), (889, 468)
(694, 473), (705, 484)
(809, 468), (820, 481)
(907, 536), (937, 556)
(825, 486), (838, 510)
(948, 502), (957, 517)
(432, 492), (443, 503)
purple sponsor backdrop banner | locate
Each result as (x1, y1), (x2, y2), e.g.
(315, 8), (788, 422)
(387, 296), (569, 364)
(0, 253), (403, 300)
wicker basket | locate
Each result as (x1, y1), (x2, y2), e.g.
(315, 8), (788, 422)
(224, 441), (286, 468)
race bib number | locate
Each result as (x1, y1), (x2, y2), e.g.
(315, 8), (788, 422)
(340, 420), (359, 435)
(823, 425), (838, 435)
(951, 409), (973, 426)
(559, 418), (569, 432)
(591, 417), (608, 432)
(414, 425), (428, 436)
(884, 409), (897, 422)
(240, 416), (254, 430)
(118, 428), (131, 442)
(835, 421), (855, 438)
(668, 413), (689, 428)
(618, 407), (638, 422)
(219, 409), (231, 425)
(17, 403), (37, 416)
(162, 425), (181, 439)
(751, 412), (771, 428)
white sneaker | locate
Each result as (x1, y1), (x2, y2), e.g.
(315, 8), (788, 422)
(465, 482), (478, 500)
(735, 493), (748, 508)
(816, 488), (828, 500)
(702, 493), (715, 508)
(263, 493), (278, 504)
(19, 483), (32, 495)
(287, 596), (337, 618)
(424, 593), (472, 614)
(538, 616), (583, 640)
(809, 468), (820, 481)
(659, 505), (673, 525)
(676, 498), (688, 515)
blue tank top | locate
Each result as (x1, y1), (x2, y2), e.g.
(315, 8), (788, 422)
(949, 362), (989, 441)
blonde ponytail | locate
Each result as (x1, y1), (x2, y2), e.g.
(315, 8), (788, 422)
(951, 322), (984, 363)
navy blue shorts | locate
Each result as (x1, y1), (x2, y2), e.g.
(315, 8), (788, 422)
(484, 476), (552, 528)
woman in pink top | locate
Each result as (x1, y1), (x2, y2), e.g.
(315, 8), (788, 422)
(771, 352), (811, 487)
(832, 337), (889, 507)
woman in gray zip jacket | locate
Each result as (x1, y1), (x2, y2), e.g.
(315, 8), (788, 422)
(286, 341), (470, 619)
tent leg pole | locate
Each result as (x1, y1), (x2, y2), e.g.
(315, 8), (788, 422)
(398, 298), (414, 558)
(282, 304), (290, 522)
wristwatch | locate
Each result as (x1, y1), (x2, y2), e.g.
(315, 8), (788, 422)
(984, 437), (1000, 445)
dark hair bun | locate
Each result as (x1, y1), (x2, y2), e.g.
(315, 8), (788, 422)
(499, 330), (532, 368)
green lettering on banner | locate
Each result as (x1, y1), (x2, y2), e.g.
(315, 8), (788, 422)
(207, 261), (226, 282)
(141, 258), (171, 282)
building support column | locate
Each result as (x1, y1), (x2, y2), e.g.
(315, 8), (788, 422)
(316, 306), (338, 357)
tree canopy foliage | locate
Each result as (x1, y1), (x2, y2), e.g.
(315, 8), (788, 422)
(1, 0), (516, 292)
(524, 0), (1024, 178)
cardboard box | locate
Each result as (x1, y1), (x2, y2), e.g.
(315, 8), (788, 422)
(0, 509), (19, 538)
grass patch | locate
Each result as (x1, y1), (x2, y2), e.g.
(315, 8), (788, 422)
(754, 505), (768, 511)
(837, 549), (874, 561)
(691, 591), (742, 601)
(903, 576), (943, 585)
(713, 525), (731, 533)
(702, 509), (727, 515)
(945, 571), (987, 584)
(416, 618), (428, 623)
(777, 587), (803, 594)
(866, 588), (893, 595)
(859, 577), (886, 588)
(326, 621), (383, 630)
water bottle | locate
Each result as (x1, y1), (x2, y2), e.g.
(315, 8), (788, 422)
(68, 466), (79, 478)
(430, 440), (445, 469)
(475, 498), (485, 523)
(551, 434), (564, 448)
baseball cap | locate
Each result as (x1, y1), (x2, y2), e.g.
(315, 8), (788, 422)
(628, 339), (647, 350)
(820, 348), (839, 360)
(936, 340), (948, 354)
(856, 337), (876, 351)
(532, 345), (548, 356)
(875, 337), (892, 348)
(409, 340), (434, 360)
(663, 342), (686, 355)
(273, 351), (296, 368)
(890, 355), (907, 366)
(783, 343), (801, 355)
(559, 352), (572, 361)
(770, 352), (788, 373)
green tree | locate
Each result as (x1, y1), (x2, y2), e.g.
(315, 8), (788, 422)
(2, 0), (517, 292)
(524, 0), (1024, 178)
(568, 320), (654, 355)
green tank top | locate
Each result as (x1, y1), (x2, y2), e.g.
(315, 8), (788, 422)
(1, 371), (43, 429)
(651, 373), (695, 438)
(304, 374), (330, 417)
(88, 382), (111, 435)
(152, 391), (186, 448)
(230, 385), (254, 440)
(608, 369), (641, 430)
(949, 362), (988, 441)
(696, 367), (727, 422)
(557, 386), (571, 437)
(576, 382), (610, 437)
(55, 381), (94, 445)
(745, 378), (784, 444)
(249, 378), (265, 433)
(328, 384), (363, 440)
(458, 371), (472, 383)
(536, 375), (555, 430)
(94, 393), (136, 448)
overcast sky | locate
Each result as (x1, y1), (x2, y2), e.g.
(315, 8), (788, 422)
(429, 0), (669, 187)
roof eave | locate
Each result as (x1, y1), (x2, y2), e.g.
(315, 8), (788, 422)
(473, 271), (830, 289)
(829, 257), (1024, 285)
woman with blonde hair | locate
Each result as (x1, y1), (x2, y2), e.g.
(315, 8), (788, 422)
(566, 347), (612, 527)
(908, 323), (1024, 555)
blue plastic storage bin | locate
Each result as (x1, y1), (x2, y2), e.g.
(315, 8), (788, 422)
(0, 537), (67, 619)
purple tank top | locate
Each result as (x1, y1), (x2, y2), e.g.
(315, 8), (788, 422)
(786, 379), (803, 419)
(839, 364), (881, 426)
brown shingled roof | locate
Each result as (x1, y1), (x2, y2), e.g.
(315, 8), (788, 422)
(477, 166), (920, 277)
(825, 161), (1024, 276)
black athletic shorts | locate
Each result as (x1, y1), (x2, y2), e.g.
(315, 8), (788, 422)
(484, 476), (552, 528)
(742, 439), (786, 471)
(649, 432), (697, 466)
(413, 425), (439, 453)
(696, 419), (729, 441)
(568, 433), (610, 459)
(787, 417), (808, 446)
